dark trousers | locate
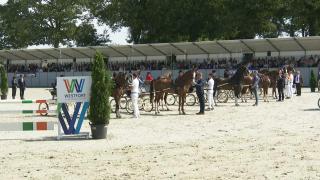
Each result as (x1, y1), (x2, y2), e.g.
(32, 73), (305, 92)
(296, 83), (301, 95)
(278, 88), (284, 101)
(197, 93), (205, 113)
(12, 87), (16, 99)
(19, 88), (25, 99)
(252, 88), (258, 105)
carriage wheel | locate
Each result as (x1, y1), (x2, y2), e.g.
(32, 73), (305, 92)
(126, 99), (134, 114)
(217, 91), (228, 103)
(120, 97), (127, 109)
(228, 90), (235, 100)
(143, 98), (153, 112)
(110, 99), (116, 113)
(138, 98), (144, 110)
(38, 103), (49, 116)
(318, 98), (320, 109)
(185, 94), (196, 106)
(166, 94), (176, 106)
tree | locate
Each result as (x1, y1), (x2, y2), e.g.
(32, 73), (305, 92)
(0, 0), (36, 49)
(89, 51), (111, 125)
(74, 22), (110, 47)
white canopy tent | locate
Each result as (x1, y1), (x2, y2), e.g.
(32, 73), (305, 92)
(0, 36), (320, 61)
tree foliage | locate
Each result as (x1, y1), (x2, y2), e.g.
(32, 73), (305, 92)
(0, 0), (109, 49)
(1, 0), (320, 48)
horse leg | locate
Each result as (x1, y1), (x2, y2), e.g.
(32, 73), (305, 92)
(154, 96), (158, 115)
(182, 94), (186, 115)
(273, 87), (277, 99)
(164, 93), (170, 111)
(178, 95), (181, 115)
(115, 97), (121, 118)
(235, 89), (240, 106)
(266, 88), (269, 102)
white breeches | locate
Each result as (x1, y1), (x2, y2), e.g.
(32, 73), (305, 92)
(208, 90), (214, 108)
(131, 93), (140, 118)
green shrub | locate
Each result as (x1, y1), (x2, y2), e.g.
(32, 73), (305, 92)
(310, 70), (317, 92)
(88, 51), (112, 125)
(0, 65), (8, 96)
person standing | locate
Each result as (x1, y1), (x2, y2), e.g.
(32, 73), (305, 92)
(130, 73), (140, 118)
(251, 71), (260, 106)
(11, 76), (18, 99)
(288, 71), (294, 98)
(277, 74), (285, 101)
(294, 71), (303, 96)
(18, 74), (26, 100)
(194, 73), (205, 115)
(207, 73), (214, 111)
(284, 73), (289, 98)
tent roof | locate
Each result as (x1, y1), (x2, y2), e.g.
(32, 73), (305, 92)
(1, 36), (320, 61)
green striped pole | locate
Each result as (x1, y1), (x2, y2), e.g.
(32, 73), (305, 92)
(0, 99), (56, 104)
(0, 121), (55, 131)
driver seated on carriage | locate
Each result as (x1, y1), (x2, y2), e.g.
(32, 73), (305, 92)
(144, 72), (153, 92)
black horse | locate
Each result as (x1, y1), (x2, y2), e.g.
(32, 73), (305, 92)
(215, 65), (249, 106)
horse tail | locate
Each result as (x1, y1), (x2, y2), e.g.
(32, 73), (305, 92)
(150, 80), (154, 103)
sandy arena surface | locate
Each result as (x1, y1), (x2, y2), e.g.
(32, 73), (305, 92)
(0, 88), (320, 179)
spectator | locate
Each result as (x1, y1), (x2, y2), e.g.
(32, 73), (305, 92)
(11, 76), (18, 99)
(18, 74), (26, 100)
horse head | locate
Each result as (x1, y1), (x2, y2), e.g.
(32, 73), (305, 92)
(231, 65), (249, 84)
(114, 72), (129, 88)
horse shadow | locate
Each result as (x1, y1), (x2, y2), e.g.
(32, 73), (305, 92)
(303, 108), (320, 112)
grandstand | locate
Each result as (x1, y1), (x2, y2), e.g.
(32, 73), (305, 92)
(0, 36), (320, 87)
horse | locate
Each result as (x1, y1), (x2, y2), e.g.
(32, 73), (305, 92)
(258, 73), (271, 102)
(149, 73), (173, 114)
(215, 65), (249, 106)
(111, 72), (129, 118)
(150, 69), (196, 115)
(259, 69), (278, 99)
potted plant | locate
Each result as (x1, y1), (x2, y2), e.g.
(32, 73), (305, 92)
(310, 70), (317, 92)
(88, 51), (112, 139)
(0, 65), (8, 100)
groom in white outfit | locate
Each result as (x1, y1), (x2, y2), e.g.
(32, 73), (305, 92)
(207, 73), (214, 111)
(130, 73), (140, 118)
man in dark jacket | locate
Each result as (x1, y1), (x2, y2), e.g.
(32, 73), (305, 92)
(294, 71), (303, 96)
(11, 76), (18, 99)
(277, 74), (285, 101)
(194, 72), (205, 115)
(18, 74), (26, 100)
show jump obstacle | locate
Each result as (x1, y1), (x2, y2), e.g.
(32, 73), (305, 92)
(56, 76), (91, 139)
(0, 76), (91, 140)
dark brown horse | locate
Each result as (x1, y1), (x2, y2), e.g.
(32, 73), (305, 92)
(111, 72), (129, 118)
(150, 69), (196, 115)
(215, 65), (249, 106)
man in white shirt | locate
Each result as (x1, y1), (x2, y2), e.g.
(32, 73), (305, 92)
(130, 73), (140, 118)
(207, 73), (214, 111)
